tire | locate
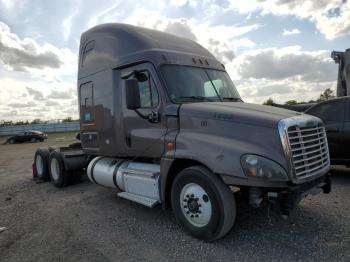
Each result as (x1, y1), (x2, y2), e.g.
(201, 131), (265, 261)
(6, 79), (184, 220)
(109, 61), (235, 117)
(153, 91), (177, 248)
(48, 150), (70, 187)
(34, 148), (50, 180)
(30, 138), (37, 143)
(171, 166), (236, 241)
(8, 138), (15, 144)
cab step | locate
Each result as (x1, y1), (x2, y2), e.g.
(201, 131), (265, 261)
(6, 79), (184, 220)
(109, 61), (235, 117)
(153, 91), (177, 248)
(117, 192), (159, 208)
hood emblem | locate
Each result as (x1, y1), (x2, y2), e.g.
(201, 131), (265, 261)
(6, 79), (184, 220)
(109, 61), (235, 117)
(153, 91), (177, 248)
(214, 113), (233, 120)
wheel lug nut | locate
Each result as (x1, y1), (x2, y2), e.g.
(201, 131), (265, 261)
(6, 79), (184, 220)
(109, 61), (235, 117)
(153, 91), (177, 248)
(191, 215), (194, 218)
(202, 194), (209, 202)
(198, 210), (201, 214)
(191, 194), (194, 197)
(195, 198), (198, 201)
(184, 205), (187, 208)
(198, 204), (202, 207)
(186, 194), (189, 198)
(186, 211), (190, 214)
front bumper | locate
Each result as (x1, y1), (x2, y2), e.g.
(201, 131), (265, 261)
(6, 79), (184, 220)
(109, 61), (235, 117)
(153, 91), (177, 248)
(267, 174), (331, 215)
(224, 172), (331, 215)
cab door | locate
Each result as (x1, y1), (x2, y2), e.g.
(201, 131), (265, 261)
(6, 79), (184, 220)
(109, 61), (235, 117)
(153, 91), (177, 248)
(121, 62), (167, 158)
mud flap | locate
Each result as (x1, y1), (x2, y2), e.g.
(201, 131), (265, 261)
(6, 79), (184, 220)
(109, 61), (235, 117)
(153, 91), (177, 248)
(32, 162), (37, 179)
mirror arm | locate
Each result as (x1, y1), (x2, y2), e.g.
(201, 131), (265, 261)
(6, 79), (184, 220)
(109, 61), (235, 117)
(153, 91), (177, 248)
(134, 109), (149, 119)
(134, 109), (160, 123)
(122, 70), (140, 79)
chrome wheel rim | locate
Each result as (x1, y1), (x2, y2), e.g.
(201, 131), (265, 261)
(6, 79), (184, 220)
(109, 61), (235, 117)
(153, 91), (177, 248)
(50, 158), (60, 181)
(35, 155), (44, 177)
(180, 183), (212, 227)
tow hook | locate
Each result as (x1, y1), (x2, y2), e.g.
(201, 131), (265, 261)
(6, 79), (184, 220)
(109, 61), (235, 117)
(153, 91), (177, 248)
(249, 188), (263, 208)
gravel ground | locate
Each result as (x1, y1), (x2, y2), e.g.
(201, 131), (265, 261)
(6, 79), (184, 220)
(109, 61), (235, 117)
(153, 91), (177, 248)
(0, 133), (349, 262)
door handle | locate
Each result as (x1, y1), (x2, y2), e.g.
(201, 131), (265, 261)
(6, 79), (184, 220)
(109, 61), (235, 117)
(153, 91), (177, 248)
(148, 111), (160, 123)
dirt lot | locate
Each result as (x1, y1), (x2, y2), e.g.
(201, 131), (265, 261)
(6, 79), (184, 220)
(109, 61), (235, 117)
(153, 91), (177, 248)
(0, 133), (349, 262)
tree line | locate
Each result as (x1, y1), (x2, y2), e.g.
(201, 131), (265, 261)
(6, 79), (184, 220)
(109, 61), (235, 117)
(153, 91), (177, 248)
(0, 117), (78, 127)
(263, 88), (335, 106)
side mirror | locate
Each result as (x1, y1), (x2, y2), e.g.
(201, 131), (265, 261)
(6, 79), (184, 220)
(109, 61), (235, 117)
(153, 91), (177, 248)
(125, 79), (141, 110)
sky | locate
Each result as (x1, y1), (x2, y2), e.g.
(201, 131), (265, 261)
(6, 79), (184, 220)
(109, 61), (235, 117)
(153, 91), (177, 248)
(0, 0), (349, 121)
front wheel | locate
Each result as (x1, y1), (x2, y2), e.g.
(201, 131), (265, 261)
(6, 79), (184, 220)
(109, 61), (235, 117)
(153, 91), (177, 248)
(171, 166), (236, 241)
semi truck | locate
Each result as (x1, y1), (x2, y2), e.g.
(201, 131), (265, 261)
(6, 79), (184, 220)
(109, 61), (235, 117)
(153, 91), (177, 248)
(331, 49), (350, 97)
(33, 23), (331, 241)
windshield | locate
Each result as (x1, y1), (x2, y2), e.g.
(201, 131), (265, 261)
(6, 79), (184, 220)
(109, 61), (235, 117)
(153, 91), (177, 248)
(160, 65), (241, 103)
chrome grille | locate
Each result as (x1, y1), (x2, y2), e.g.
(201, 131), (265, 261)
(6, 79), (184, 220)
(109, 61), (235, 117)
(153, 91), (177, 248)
(286, 124), (330, 179)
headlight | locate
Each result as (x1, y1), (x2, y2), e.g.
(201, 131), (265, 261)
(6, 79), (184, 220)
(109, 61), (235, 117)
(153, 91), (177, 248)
(241, 154), (288, 181)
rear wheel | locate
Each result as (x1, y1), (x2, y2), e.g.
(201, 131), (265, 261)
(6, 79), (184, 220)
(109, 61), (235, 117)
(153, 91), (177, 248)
(8, 138), (15, 144)
(48, 150), (70, 187)
(34, 148), (50, 180)
(171, 166), (236, 241)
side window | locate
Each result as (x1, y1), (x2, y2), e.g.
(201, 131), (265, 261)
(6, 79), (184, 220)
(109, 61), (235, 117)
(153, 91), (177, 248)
(82, 40), (95, 67)
(307, 101), (344, 124)
(80, 82), (94, 122)
(133, 71), (159, 108)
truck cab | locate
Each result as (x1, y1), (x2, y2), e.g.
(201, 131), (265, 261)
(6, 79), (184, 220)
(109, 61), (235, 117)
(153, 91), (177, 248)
(305, 96), (350, 166)
(35, 23), (331, 241)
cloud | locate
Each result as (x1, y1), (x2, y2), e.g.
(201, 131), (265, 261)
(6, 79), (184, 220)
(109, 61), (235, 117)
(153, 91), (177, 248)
(228, 0), (350, 39)
(315, 3), (350, 40)
(254, 84), (293, 96)
(45, 100), (60, 106)
(232, 38), (255, 49)
(0, 0), (347, 119)
(228, 45), (339, 104)
(119, 11), (258, 63)
(235, 46), (336, 82)
(207, 38), (235, 63)
(0, 22), (63, 71)
(235, 76), (337, 105)
(48, 89), (74, 99)
(282, 28), (300, 36)
(7, 101), (36, 107)
(26, 87), (45, 100)
(1, 109), (18, 117)
(163, 20), (197, 41)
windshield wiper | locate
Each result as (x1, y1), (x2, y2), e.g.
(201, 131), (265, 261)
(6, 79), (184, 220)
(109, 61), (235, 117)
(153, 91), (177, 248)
(222, 97), (242, 102)
(178, 96), (213, 102)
